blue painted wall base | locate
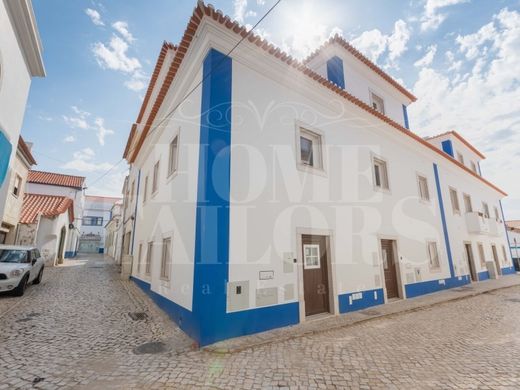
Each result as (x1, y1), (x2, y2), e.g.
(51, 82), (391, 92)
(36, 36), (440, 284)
(339, 288), (384, 313)
(478, 270), (490, 281)
(501, 266), (516, 275)
(64, 251), (77, 258)
(405, 275), (471, 298)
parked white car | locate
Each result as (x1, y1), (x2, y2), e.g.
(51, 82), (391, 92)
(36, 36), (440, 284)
(0, 245), (44, 296)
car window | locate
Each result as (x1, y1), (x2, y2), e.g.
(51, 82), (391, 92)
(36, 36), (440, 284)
(0, 249), (29, 263)
(34, 249), (41, 258)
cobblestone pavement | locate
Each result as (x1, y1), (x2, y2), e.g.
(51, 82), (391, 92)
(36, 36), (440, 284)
(1, 255), (520, 389)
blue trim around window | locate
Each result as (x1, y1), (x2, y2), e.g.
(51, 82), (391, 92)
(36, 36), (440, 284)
(326, 56), (345, 89)
(0, 130), (12, 187)
(441, 140), (454, 157)
(433, 163), (455, 278)
(402, 105), (409, 129)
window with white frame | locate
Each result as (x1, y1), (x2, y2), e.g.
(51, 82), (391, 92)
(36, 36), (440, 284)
(456, 152), (464, 165)
(482, 202), (490, 218)
(145, 241), (153, 275)
(494, 206), (500, 222)
(13, 174), (22, 197)
(299, 127), (323, 169)
(137, 243), (142, 273)
(463, 193), (472, 213)
(160, 237), (172, 280)
(303, 244), (320, 269)
(130, 180), (135, 203)
(478, 243), (486, 267)
(168, 136), (178, 176)
(427, 241), (440, 269)
(449, 187), (460, 214)
(471, 161), (477, 173)
(143, 176), (148, 202)
(417, 175), (430, 201)
(370, 92), (385, 114)
(152, 161), (159, 193)
(373, 157), (389, 190)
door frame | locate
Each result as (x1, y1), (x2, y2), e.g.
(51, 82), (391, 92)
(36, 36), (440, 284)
(463, 241), (477, 282)
(296, 228), (338, 323)
(377, 235), (405, 302)
(491, 244), (501, 275)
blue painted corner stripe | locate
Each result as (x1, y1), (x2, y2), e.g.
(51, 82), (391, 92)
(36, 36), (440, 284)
(326, 56), (345, 89)
(433, 163), (455, 278)
(0, 130), (12, 187)
(499, 200), (514, 263)
(402, 105), (409, 129)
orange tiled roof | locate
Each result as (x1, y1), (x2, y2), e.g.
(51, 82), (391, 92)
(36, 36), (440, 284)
(28, 170), (85, 189)
(18, 136), (37, 165)
(20, 193), (74, 224)
(424, 130), (486, 160)
(124, 2), (506, 197)
(303, 35), (417, 102)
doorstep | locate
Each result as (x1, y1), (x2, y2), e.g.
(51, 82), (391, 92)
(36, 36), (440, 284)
(204, 274), (520, 354)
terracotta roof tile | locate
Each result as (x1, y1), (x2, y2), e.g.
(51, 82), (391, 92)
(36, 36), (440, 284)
(20, 193), (74, 224)
(28, 170), (85, 189)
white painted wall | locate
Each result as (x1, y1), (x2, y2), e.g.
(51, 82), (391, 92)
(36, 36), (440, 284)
(426, 133), (483, 174)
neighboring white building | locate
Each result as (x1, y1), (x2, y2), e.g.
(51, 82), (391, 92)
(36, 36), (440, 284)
(0, 137), (37, 243)
(79, 195), (122, 254)
(0, 0), (45, 231)
(506, 221), (520, 271)
(121, 3), (514, 346)
(26, 170), (86, 257)
(104, 200), (123, 261)
(17, 193), (74, 266)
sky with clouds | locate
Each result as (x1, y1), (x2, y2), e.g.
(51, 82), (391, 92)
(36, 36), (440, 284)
(24, 0), (520, 217)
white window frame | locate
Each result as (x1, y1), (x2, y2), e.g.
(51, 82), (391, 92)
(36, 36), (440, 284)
(482, 202), (490, 219)
(369, 90), (385, 115)
(494, 206), (500, 222)
(160, 237), (172, 281)
(477, 242), (486, 267)
(456, 151), (464, 165)
(416, 174), (430, 202)
(152, 161), (160, 194)
(168, 135), (179, 178)
(303, 244), (320, 269)
(12, 174), (22, 197)
(372, 155), (390, 191)
(296, 124), (325, 173)
(463, 193), (472, 213)
(145, 241), (153, 275)
(470, 161), (477, 173)
(427, 241), (440, 270)
(449, 187), (460, 215)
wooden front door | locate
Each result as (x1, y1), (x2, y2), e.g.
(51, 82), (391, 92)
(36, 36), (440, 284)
(465, 243), (477, 281)
(381, 239), (399, 299)
(302, 235), (330, 316)
(492, 245), (501, 275)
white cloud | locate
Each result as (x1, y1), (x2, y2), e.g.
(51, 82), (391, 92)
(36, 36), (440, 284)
(62, 107), (114, 146)
(124, 70), (148, 92)
(414, 44), (437, 67)
(420, 0), (469, 31)
(410, 7), (520, 216)
(92, 35), (141, 73)
(456, 21), (496, 59)
(112, 21), (135, 43)
(387, 20), (411, 63)
(245, 10), (257, 18)
(62, 148), (113, 172)
(93, 118), (115, 146)
(233, 0), (248, 23)
(64, 135), (75, 143)
(85, 8), (104, 26)
(352, 29), (388, 63)
(63, 116), (88, 129)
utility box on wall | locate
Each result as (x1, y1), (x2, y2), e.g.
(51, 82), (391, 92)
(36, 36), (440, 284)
(227, 281), (249, 312)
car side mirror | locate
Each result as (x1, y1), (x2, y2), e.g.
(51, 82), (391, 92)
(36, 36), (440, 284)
(32, 259), (37, 266)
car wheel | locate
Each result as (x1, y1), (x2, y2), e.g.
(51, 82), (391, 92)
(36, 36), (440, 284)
(33, 267), (44, 285)
(13, 274), (29, 297)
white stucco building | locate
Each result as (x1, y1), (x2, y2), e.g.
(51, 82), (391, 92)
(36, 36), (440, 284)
(26, 170), (86, 257)
(121, 3), (514, 346)
(0, 0), (45, 230)
(79, 195), (122, 254)
(506, 221), (520, 271)
(104, 200), (123, 261)
(0, 137), (37, 243)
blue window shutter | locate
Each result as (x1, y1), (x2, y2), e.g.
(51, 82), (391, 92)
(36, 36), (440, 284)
(441, 140), (454, 157)
(402, 104), (409, 129)
(0, 130), (12, 186)
(326, 56), (345, 89)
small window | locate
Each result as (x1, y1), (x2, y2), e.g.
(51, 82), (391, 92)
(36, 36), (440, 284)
(456, 152), (464, 165)
(130, 181), (135, 203)
(145, 242), (153, 275)
(13, 175), (22, 197)
(482, 202), (490, 219)
(299, 128), (323, 169)
(168, 136), (178, 176)
(427, 242), (440, 269)
(494, 206), (500, 222)
(478, 243), (486, 267)
(463, 193), (472, 213)
(137, 243), (143, 273)
(502, 245), (508, 265)
(417, 175), (430, 201)
(152, 161), (160, 193)
(143, 176), (148, 202)
(449, 188), (460, 214)
(470, 161), (477, 173)
(303, 244), (320, 269)
(82, 216), (103, 226)
(373, 157), (389, 190)
(160, 237), (172, 280)
(370, 92), (385, 114)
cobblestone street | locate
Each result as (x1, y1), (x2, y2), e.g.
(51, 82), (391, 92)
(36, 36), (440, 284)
(1, 255), (520, 389)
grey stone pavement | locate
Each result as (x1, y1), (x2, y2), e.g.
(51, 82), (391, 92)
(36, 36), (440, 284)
(1, 254), (520, 389)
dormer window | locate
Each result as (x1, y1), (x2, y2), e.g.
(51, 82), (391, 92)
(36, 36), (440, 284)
(370, 92), (385, 115)
(456, 152), (464, 165)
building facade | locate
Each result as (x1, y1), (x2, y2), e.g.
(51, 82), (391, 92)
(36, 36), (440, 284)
(0, 0), (45, 230)
(79, 195), (122, 254)
(122, 3), (514, 346)
(506, 221), (520, 271)
(26, 170), (85, 257)
(0, 137), (36, 243)
(104, 200), (123, 261)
